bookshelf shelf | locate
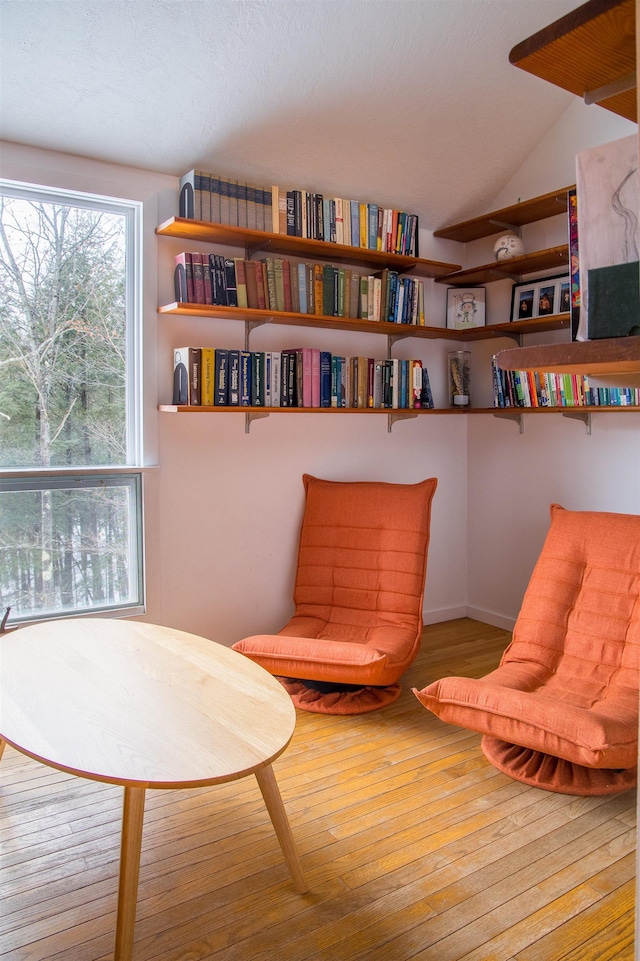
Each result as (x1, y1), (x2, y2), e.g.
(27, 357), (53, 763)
(158, 303), (570, 342)
(156, 217), (461, 279)
(433, 187), (574, 243)
(435, 245), (570, 287)
(509, 0), (636, 123)
(158, 404), (640, 415)
(158, 405), (470, 414)
(159, 301), (463, 340)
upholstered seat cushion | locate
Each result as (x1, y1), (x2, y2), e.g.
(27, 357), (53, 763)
(233, 474), (437, 689)
(414, 504), (640, 772)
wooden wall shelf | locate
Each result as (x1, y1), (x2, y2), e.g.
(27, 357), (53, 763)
(509, 0), (636, 122)
(156, 217), (460, 280)
(158, 303), (570, 343)
(436, 245), (569, 287)
(496, 336), (640, 374)
(434, 187), (574, 243)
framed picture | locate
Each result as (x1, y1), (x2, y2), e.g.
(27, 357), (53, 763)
(510, 273), (570, 322)
(446, 287), (486, 330)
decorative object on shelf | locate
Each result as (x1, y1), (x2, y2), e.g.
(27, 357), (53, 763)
(448, 351), (471, 407)
(446, 287), (485, 330)
(510, 273), (569, 322)
(493, 232), (525, 261)
(575, 134), (640, 340)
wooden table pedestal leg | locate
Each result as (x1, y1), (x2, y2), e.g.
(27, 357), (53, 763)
(255, 764), (308, 894)
(114, 785), (146, 961)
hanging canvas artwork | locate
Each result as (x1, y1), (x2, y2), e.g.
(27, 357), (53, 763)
(575, 134), (639, 340)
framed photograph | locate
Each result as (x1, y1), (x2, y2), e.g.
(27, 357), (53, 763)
(446, 287), (486, 330)
(510, 273), (570, 322)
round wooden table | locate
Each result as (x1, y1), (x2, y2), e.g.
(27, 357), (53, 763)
(0, 618), (307, 960)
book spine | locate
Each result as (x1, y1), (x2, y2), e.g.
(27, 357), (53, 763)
(234, 258), (248, 309)
(228, 350), (240, 406)
(224, 259), (238, 307)
(239, 350), (252, 406)
(214, 349), (229, 405)
(270, 351), (281, 407)
(191, 253), (206, 304)
(255, 261), (268, 310)
(201, 347), (215, 406)
(199, 172), (211, 222)
(251, 352), (265, 406)
(218, 177), (231, 225)
(311, 348), (321, 407)
(314, 264), (324, 316)
(274, 259), (286, 311)
(245, 260), (259, 309)
(298, 262), (307, 313)
(320, 351), (332, 408)
(282, 259), (293, 312)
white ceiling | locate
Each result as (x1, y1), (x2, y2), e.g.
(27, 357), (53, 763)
(0, 0), (581, 229)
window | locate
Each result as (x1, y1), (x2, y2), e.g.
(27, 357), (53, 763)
(0, 182), (144, 624)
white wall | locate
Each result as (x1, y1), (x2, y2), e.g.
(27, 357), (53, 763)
(2, 94), (638, 643)
(0, 140), (468, 644)
(465, 100), (640, 630)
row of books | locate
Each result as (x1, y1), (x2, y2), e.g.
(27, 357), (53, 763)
(492, 358), (640, 408)
(174, 253), (427, 325)
(173, 347), (434, 410)
(178, 170), (419, 256)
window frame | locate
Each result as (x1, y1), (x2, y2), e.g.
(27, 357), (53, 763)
(0, 180), (145, 626)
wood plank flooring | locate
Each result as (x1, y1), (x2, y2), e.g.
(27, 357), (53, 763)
(0, 618), (635, 961)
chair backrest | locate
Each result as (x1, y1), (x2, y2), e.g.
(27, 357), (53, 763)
(505, 504), (640, 698)
(291, 475), (437, 645)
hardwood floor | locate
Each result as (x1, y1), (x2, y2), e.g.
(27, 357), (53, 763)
(0, 618), (635, 961)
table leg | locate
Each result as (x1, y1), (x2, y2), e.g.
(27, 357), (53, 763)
(254, 764), (308, 894)
(114, 785), (146, 961)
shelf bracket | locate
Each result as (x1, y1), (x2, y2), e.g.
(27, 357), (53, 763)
(245, 240), (271, 260)
(387, 332), (413, 353)
(584, 72), (636, 107)
(492, 410), (524, 433)
(562, 410), (592, 434)
(244, 318), (272, 349)
(245, 411), (270, 433)
(387, 411), (418, 432)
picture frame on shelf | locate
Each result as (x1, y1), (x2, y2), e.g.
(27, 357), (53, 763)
(446, 287), (485, 330)
(510, 273), (569, 322)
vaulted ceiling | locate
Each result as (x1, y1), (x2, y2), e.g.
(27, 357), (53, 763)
(0, 0), (581, 228)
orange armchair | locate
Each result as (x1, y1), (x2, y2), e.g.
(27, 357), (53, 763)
(414, 505), (639, 795)
(233, 474), (437, 713)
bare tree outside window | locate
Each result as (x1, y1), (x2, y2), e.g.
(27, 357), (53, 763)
(0, 187), (143, 625)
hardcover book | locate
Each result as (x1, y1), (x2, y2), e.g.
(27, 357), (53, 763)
(201, 347), (215, 406)
(173, 347), (201, 406)
(214, 349), (229, 405)
(228, 350), (240, 406)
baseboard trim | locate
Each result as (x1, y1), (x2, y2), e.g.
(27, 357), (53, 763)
(423, 606), (516, 632)
(466, 606), (516, 632)
(422, 606), (468, 625)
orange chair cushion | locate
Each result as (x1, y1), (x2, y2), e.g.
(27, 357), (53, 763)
(233, 474), (437, 687)
(414, 504), (640, 771)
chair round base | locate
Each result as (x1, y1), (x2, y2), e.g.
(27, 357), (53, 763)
(278, 677), (402, 714)
(481, 736), (637, 796)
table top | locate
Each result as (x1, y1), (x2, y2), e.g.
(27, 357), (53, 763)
(0, 618), (296, 789)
